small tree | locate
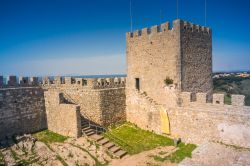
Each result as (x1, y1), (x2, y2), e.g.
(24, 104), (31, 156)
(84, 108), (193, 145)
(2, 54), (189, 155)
(164, 77), (173, 85)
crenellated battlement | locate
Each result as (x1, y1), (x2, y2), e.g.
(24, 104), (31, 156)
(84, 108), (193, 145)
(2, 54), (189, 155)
(0, 75), (126, 89)
(0, 76), (39, 88)
(182, 20), (211, 34)
(126, 19), (211, 39)
(126, 21), (172, 39)
(42, 76), (126, 89)
(179, 92), (247, 108)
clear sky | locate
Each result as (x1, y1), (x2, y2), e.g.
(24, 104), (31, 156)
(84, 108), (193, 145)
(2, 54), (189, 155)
(0, 0), (250, 76)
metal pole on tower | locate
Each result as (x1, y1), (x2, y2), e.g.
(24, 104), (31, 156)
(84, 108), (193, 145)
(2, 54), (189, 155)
(130, 0), (133, 32)
(177, 0), (179, 19)
(205, 0), (207, 26)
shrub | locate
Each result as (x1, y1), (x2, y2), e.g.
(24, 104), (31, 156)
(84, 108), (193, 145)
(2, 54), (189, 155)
(164, 77), (173, 85)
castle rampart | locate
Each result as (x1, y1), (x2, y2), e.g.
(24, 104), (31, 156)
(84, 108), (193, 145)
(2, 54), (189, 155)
(42, 76), (126, 90)
(0, 87), (47, 140)
(0, 75), (126, 139)
(167, 92), (250, 148)
(42, 76), (126, 126)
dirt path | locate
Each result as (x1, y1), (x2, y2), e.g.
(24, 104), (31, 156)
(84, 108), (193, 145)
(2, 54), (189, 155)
(109, 146), (178, 166)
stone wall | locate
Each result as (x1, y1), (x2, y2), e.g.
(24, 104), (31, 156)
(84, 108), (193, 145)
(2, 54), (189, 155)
(168, 92), (250, 148)
(44, 90), (81, 137)
(43, 76), (126, 127)
(0, 87), (47, 140)
(126, 90), (161, 134)
(126, 20), (181, 105)
(180, 21), (213, 97)
(100, 88), (126, 126)
(126, 19), (212, 106)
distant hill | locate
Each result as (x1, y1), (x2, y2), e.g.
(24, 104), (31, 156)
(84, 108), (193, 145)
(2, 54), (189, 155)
(213, 76), (250, 106)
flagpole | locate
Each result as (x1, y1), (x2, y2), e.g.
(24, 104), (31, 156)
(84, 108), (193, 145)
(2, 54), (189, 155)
(205, 0), (207, 26)
(176, 0), (179, 19)
(130, 0), (133, 32)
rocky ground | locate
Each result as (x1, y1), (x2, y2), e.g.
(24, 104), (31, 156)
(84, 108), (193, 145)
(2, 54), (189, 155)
(0, 135), (112, 166)
(180, 142), (250, 166)
(1, 135), (250, 166)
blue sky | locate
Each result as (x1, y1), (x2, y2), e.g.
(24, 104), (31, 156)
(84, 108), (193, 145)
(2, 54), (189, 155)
(0, 0), (250, 76)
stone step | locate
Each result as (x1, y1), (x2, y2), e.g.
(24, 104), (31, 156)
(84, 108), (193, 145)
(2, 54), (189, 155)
(86, 131), (96, 136)
(85, 129), (95, 134)
(109, 146), (121, 153)
(114, 150), (127, 158)
(82, 125), (90, 129)
(89, 134), (104, 141)
(104, 142), (115, 149)
(82, 128), (93, 133)
(97, 138), (109, 145)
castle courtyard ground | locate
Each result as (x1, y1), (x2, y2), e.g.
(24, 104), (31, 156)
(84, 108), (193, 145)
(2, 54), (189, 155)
(1, 130), (250, 166)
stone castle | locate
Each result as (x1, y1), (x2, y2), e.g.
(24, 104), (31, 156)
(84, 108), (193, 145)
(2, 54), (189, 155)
(0, 19), (249, 149)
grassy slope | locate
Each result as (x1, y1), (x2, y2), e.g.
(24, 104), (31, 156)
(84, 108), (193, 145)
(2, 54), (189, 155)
(32, 130), (68, 144)
(104, 122), (196, 163)
(213, 76), (250, 106)
(104, 123), (174, 154)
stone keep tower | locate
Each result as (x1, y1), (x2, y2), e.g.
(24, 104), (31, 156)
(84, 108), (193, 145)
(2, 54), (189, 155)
(126, 19), (213, 105)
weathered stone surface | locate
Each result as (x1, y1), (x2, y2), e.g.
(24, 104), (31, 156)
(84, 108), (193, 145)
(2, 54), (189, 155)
(0, 87), (47, 140)
(44, 90), (81, 137)
(180, 142), (250, 166)
(43, 78), (126, 127)
(7, 76), (17, 86)
(168, 102), (250, 148)
(213, 93), (224, 105)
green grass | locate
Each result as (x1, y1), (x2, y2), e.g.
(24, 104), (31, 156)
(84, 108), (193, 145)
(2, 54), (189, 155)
(32, 130), (69, 166)
(224, 94), (232, 105)
(103, 122), (174, 154)
(32, 130), (68, 144)
(167, 143), (196, 163)
(153, 143), (197, 163)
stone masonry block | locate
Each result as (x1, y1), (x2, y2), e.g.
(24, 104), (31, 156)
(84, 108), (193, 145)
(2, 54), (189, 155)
(213, 93), (224, 105)
(232, 95), (245, 106)
(43, 76), (50, 85)
(180, 92), (192, 106)
(8, 76), (17, 86)
(65, 77), (74, 84)
(196, 93), (207, 103)
(54, 76), (62, 85)
(30, 77), (39, 86)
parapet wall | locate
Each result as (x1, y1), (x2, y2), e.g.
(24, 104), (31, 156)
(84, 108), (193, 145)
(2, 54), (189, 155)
(126, 20), (211, 39)
(0, 76), (39, 87)
(167, 92), (250, 148)
(0, 87), (47, 140)
(0, 75), (126, 90)
(42, 76), (126, 90)
(179, 92), (246, 107)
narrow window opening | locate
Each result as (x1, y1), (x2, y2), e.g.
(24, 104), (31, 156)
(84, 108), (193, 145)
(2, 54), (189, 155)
(135, 78), (140, 91)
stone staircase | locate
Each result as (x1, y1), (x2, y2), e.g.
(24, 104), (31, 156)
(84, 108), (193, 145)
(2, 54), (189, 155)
(81, 118), (128, 158)
(136, 90), (163, 109)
